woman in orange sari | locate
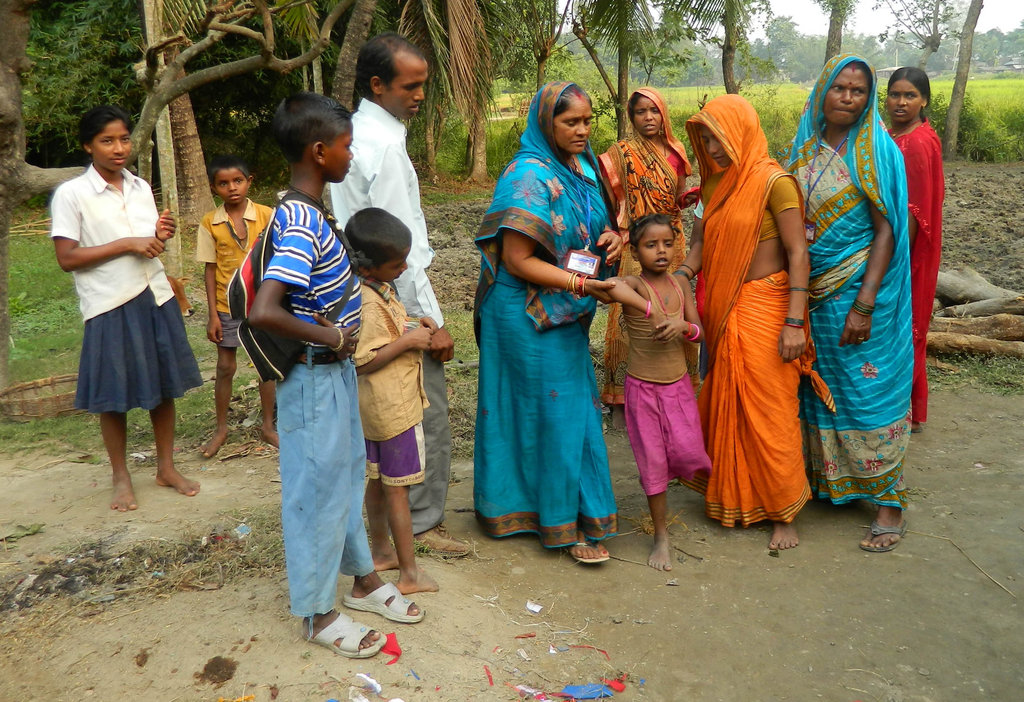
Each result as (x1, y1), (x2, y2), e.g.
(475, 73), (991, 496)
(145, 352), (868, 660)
(599, 88), (695, 422)
(681, 95), (831, 550)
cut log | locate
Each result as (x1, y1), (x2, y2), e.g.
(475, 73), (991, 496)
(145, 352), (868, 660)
(929, 314), (1024, 341)
(935, 268), (1021, 305)
(934, 297), (1024, 318)
(926, 332), (1024, 358)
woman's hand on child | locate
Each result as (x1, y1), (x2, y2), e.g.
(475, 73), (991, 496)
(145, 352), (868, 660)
(584, 277), (616, 303)
(596, 229), (624, 265)
(653, 317), (690, 342)
(778, 326), (806, 362)
(156, 209), (176, 241)
(128, 236), (166, 258)
(419, 317), (438, 332)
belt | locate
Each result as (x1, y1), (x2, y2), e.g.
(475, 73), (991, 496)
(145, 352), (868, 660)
(298, 348), (342, 365)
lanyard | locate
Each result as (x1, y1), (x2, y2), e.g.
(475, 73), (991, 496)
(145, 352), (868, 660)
(805, 134), (848, 204)
(569, 157), (593, 247)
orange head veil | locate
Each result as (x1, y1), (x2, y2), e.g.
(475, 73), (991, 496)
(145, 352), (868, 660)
(632, 87), (691, 176)
(685, 95), (796, 356)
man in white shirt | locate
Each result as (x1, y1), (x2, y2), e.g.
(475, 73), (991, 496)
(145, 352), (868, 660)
(331, 32), (469, 558)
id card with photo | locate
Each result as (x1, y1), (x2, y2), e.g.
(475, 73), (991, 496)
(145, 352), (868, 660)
(564, 249), (600, 276)
(804, 221), (816, 242)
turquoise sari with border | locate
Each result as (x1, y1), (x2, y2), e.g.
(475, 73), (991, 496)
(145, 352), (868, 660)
(473, 82), (617, 548)
(786, 55), (912, 509)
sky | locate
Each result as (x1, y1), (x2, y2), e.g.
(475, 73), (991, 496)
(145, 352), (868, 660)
(768, 0), (1024, 37)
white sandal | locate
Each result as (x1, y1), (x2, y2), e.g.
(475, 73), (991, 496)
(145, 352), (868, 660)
(342, 582), (424, 623)
(307, 612), (384, 658)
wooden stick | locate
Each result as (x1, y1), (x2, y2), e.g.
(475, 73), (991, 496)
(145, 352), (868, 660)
(909, 529), (1017, 599)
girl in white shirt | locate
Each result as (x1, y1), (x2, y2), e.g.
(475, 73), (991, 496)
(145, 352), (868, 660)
(50, 105), (203, 512)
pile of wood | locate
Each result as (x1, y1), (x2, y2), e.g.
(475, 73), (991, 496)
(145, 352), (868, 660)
(928, 268), (1024, 358)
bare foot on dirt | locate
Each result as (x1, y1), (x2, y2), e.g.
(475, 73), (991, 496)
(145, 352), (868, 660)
(308, 610), (380, 652)
(155, 467), (200, 497)
(397, 567), (439, 595)
(860, 505), (905, 551)
(201, 428), (228, 459)
(260, 424), (279, 449)
(372, 548), (400, 572)
(648, 534), (673, 571)
(110, 474), (138, 512)
(769, 521), (799, 550)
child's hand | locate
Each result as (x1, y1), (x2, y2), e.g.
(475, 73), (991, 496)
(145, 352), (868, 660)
(207, 315), (223, 344)
(313, 314), (358, 358)
(778, 325), (806, 362)
(404, 326), (433, 351)
(156, 209), (176, 241)
(128, 236), (165, 258)
(653, 317), (690, 342)
(419, 317), (438, 332)
(679, 186), (701, 209)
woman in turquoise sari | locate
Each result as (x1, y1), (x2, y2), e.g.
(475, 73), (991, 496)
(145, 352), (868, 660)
(474, 82), (624, 563)
(786, 55), (913, 552)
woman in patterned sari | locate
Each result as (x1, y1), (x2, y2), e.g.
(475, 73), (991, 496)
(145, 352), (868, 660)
(598, 88), (696, 421)
(787, 55), (913, 552)
(473, 82), (625, 563)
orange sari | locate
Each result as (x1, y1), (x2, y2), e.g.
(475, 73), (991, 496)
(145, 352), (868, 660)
(598, 88), (695, 405)
(686, 95), (831, 527)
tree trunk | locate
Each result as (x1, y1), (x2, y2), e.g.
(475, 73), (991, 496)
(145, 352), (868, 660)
(616, 38), (629, 139)
(330, 0), (377, 109)
(824, 7), (844, 61)
(930, 314), (1024, 341)
(312, 54), (323, 94)
(536, 51), (548, 93)
(935, 267), (1019, 305)
(936, 297), (1024, 318)
(722, 1), (740, 94)
(167, 75), (214, 248)
(917, 46), (936, 69)
(927, 331), (1024, 358)
(466, 115), (488, 183)
(943, 0), (984, 159)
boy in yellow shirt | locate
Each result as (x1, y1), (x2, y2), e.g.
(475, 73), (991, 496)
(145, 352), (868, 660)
(196, 155), (277, 457)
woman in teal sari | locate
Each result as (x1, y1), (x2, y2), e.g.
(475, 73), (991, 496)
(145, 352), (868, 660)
(473, 82), (624, 563)
(787, 55), (913, 552)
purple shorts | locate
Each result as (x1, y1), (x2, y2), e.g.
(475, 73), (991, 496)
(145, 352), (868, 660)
(365, 423), (425, 487)
(624, 374), (712, 495)
(217, 311), (242, 348)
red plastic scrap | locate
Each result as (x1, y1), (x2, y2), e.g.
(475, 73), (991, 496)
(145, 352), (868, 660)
(381, 632), (402, 665)
(570, 644), (610, 660)
(601, 674), (627, 692)
(484, 664), (494, 686)
(515, 632), (537, 639)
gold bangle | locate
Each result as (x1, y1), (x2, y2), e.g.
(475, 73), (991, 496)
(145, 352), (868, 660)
(329, 327), (346, 353)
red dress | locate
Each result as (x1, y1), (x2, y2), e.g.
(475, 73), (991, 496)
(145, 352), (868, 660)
(891, 119), (944, 425)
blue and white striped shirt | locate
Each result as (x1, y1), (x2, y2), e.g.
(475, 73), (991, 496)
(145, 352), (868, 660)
(264, 200), (362, 343)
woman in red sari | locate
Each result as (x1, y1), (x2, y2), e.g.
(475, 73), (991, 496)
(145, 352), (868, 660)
(886, 67), (945, 432)
(599, 88), (695, 424)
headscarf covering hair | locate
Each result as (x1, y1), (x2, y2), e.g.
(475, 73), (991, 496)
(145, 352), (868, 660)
(629, 87), (691, 176)
(474, 81), (612, 335)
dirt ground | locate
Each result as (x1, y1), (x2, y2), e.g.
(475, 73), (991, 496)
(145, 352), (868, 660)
(2, 163), (1023, 702)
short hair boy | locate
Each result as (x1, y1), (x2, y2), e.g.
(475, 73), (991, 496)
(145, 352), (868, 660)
(349, 208), (439, 595)
(247, 92), (423, 659)
(195, 155), (277, 457)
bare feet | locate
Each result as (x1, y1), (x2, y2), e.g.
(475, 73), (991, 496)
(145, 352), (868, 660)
(155, 466), (200, 497)
(397, 567), (439, 595)
(610, 404), (626, 430)
(201, 427), (228, 458)
(372, 544), (400, 572)
(860, 505), (905, 551)
(260, 424), (279, 448)
(110, 474), (138, 512)
(910, 421), (924, 433)
(648, 533), (672, 571)
(308, 610), (380, 652)
(769, 521), (799, 550)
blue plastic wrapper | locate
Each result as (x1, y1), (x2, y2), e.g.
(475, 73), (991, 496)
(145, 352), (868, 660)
(560, 683), (614, 699)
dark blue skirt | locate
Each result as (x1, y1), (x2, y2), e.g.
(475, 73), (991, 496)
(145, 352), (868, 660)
(76, 288), (203, 413)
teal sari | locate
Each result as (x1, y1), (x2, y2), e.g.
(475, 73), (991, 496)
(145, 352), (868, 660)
(786, 55), (912, 509)
(473, 82), (617, 547)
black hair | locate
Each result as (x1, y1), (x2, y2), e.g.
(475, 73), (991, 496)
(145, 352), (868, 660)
(207, 154), (251, 183)
(271, 92), (352, 164)
(888, 66), (931, 107)
(355, 32), (428, 98)
(345, 207), (413, 268)
(629, 213), (674, 248)
(627, 91), (652, 118)
(79, 105), (132, 146)
(553, 84), (591, 118)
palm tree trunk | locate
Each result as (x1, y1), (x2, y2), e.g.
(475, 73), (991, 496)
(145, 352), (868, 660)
(168, 86), (214, 247)
(722, 1), (740, 94)
(467, 115), (488, 182)
(616, 39), (629, 139)
(331, 0), (378, 108)
(944, 0), (984, 159)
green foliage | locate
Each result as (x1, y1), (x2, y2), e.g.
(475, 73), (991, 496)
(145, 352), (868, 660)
(23, 0), (146, 166)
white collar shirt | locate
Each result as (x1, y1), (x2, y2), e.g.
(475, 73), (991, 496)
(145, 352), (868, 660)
(330, 99), (443, 326)
(50, 165), (173, 321)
